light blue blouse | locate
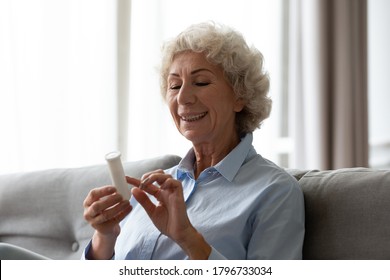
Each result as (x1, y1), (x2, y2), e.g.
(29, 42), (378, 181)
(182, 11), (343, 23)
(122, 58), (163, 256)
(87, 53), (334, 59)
(83, 133), (305, 260)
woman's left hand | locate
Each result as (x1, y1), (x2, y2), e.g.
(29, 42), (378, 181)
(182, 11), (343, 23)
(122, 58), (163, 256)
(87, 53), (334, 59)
(126, 172), (211, 259)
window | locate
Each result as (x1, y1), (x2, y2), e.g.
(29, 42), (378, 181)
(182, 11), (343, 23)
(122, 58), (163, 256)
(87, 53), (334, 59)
(127, 0), (290, 166)
(368, 0), (390, 169)
(0, 0), (117, 174)
(0, 0), (291, 174)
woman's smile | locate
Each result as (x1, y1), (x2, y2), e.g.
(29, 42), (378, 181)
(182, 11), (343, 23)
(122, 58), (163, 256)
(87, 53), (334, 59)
(180, 112), (208, 122)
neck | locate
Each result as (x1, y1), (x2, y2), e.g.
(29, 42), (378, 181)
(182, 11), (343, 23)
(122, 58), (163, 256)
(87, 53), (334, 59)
(192, 133), (240, 179)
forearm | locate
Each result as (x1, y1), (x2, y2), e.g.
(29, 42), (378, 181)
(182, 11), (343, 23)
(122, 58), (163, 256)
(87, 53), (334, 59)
(176, 228), (212, 260)
(86, 231), (117, 260)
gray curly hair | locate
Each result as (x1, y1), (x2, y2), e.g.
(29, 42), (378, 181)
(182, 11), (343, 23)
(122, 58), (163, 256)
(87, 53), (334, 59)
(160, 22), (272, 135)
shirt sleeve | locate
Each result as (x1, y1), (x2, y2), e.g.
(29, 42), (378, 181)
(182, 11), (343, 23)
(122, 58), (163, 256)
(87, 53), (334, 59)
(81, 240), (115, 260)
(80, 240), (91, 260)
(207, 246), (228, 260)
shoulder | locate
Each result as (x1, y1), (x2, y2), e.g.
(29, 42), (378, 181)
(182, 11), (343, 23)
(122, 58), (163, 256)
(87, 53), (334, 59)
(241, 155), (304, 226)
(242, 154), (299, 186)
(238, 154), (303, 202)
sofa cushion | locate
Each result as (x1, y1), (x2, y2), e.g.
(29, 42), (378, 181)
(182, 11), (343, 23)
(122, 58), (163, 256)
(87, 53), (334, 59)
(0, 154), (181, 260)
(299, 168), (390, 259)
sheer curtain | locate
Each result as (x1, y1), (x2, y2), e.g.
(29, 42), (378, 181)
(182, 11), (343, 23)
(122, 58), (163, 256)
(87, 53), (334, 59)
(125, 0), (287, 164)
(288, 0), (369, 170)
(0, 0), (118, 174)
(368, 0), (390, 169)
(1, 0), (287, 174)
(1, 0), (371, 175)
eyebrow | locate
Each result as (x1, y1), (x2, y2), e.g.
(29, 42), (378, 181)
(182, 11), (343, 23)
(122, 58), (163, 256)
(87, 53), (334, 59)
(168, 68), (214, 77)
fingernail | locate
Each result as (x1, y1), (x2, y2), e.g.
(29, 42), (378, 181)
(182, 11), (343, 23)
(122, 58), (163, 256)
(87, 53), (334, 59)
(139, 178), (149, 190)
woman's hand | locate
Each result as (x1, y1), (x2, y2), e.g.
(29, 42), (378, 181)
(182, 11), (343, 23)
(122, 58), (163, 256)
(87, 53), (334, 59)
(83, 186), (132, 259)
(127, 171), (211, 259)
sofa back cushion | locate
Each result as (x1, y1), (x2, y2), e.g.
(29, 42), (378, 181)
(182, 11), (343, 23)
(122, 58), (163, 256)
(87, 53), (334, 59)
(0, 155), (181, 260)
(297, 168), (390, 259)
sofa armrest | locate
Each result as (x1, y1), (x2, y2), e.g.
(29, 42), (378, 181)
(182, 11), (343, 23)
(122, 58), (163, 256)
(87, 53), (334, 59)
(299, 168), (390, 259)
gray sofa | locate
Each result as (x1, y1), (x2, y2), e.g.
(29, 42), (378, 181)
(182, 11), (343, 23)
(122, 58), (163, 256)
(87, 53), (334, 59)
(1, 154), (389, 260)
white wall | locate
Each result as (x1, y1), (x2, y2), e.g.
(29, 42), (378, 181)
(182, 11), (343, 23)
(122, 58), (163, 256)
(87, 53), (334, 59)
(368, 0), (390, 168)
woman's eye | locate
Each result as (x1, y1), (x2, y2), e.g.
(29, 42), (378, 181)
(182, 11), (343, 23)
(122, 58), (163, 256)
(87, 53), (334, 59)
(195, 82), (210, 87)
(170, 85), (181, 90)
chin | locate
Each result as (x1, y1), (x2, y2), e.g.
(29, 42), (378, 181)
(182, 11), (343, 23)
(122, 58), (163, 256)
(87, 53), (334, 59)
(180, 129), (199, 140)
(181, 131), (211, 146)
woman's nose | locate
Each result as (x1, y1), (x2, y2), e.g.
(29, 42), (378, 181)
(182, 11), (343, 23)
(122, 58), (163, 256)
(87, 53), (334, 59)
(177, 84), (196, 105)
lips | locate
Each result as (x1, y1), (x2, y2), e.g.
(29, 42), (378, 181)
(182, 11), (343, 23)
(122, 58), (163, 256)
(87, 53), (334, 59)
(180, 112), (208, 122)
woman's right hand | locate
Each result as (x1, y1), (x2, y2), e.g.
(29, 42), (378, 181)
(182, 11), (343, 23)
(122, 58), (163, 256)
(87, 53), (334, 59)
(83, 186), (132, 259)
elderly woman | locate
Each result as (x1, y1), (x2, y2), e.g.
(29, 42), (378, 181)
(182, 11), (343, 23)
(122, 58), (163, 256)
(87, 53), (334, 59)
(82, 22), (305, 260)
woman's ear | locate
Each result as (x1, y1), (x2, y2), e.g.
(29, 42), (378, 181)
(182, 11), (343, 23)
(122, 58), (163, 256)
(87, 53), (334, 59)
(233, 98), (246, 112)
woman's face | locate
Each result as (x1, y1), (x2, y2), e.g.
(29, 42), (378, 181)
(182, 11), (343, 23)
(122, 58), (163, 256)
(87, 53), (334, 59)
(166, 52), (244, 146)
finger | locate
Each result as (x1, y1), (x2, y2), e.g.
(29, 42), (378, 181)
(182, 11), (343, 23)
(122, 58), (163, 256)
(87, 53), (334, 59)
(83, 186), (116, 208)
(126, 176), (141, 188)
(85, 192), (124, 220)
(131, 187), (157, 217)
(140, 169), (165, 180)
(113, 202), (133, 223)
(159, 177), (182, 192)
(138, 174), (177, 199)
(138, 180), (161, 197)
(139, 173), (172, 190)
(125, 173), (162, 201)
(96, 200), (132, 224)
